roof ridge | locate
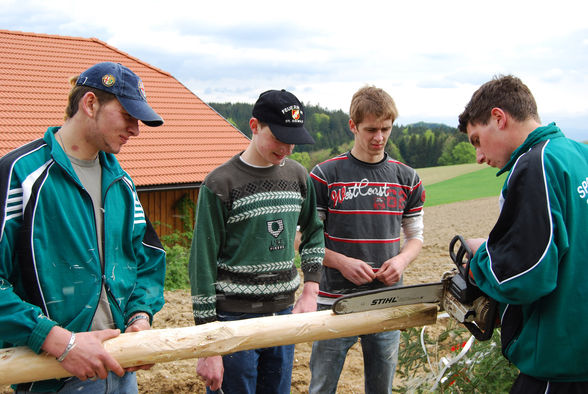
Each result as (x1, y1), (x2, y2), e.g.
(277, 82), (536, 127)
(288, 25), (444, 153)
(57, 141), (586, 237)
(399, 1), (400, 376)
(0, 28), (250, 186)
(0, 29), (172, 77)
(88, 37), (172, 77)
(0, 29), (93, 42)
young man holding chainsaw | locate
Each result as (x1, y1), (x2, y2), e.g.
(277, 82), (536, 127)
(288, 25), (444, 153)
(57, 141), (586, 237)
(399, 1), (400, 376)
(0, 62), (166, 392)
(308, 85), (425, 393)
(458, 75), (588, 393)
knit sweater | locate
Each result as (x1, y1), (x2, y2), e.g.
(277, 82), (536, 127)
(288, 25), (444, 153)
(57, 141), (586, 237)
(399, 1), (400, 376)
(189, 155), (324, 324)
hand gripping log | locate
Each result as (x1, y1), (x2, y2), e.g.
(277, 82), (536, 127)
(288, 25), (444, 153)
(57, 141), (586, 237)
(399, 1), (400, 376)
(0, 304), (437, 385)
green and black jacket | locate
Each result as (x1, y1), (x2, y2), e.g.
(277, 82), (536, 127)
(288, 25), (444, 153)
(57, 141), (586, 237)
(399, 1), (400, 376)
(0, 127), (166, 391)
(471, 123), (588, 381)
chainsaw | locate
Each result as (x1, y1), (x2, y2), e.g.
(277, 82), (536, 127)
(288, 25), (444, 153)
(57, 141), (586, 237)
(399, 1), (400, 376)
(331, 235), (498, 341)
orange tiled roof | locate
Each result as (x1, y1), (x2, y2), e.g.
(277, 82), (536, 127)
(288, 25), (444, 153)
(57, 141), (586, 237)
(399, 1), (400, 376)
(0, 29), (250, 187)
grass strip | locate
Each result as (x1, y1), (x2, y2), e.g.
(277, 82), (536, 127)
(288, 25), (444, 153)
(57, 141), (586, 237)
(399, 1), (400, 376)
(424, 167), (505, 207)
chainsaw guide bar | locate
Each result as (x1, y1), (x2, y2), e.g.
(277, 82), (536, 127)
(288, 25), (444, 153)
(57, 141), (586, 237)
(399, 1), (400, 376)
(332, 282), (444, 315)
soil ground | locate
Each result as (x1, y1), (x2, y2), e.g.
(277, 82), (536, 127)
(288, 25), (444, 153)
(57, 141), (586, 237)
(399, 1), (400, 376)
(2, 196), (499, 393)
(138, 196), (500, 393)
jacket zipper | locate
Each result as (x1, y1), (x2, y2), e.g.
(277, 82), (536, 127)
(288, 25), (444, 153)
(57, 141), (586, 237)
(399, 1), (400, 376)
(101, 177), (126, 320)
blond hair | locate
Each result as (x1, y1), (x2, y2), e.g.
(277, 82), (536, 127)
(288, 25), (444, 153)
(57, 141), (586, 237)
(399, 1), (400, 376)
(349, 86), (398, 125)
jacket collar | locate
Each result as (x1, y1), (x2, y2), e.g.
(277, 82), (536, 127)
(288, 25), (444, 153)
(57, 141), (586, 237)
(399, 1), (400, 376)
(44, 126), (126, 184)
(497, 122), (563, 176)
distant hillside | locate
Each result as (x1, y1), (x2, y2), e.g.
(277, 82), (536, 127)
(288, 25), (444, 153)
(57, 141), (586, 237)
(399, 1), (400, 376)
(407, 121), (456, 133)
(208, 102), (473, 169)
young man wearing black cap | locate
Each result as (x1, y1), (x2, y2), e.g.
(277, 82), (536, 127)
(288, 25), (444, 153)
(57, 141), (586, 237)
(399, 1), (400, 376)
(189, 89), (324, 393)
(0, 62), (166, 392)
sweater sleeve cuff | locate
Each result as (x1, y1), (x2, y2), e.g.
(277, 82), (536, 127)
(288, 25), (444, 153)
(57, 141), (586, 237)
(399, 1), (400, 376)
(302, 270), (321, 283)
(28, 317), (58, 354)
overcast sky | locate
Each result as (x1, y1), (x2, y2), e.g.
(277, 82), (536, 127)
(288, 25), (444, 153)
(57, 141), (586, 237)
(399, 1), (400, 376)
(2, 0), (587, 141)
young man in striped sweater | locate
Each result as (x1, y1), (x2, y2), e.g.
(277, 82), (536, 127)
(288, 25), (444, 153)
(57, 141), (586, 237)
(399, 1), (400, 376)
(308, 86), (425, 394)
(189, 89), (325, 393)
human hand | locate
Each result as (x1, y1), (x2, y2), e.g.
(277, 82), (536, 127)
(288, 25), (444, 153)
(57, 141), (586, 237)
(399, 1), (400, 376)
(124, 313), (154, 372)
(376, 255), (409, 286)
(196, 356), (224, 391)
(292, 281), (318, 314)
(465, 238), (486, 256)
(375, 239), (422, 285)
(338, 257), (376, 285)
(43, 327), (124, 381)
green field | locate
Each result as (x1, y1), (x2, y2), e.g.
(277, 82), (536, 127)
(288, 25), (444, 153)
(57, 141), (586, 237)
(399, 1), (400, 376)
(418, 165), (506, 207)
(416, 163), (482, 186)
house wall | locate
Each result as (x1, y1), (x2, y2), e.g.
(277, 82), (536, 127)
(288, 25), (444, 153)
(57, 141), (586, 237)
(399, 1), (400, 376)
(138, 188), (199, 240)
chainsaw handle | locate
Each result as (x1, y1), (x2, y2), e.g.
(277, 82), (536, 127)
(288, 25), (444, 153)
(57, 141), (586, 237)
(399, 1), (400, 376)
(464, 321), (495, 341)
(463, 296), (498, 341)
(450, 235), (499, 341)
(449, 235), (473, 280)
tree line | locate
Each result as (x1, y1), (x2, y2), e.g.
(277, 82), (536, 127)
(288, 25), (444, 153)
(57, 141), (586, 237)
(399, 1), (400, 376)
(209, 102), (475, 170)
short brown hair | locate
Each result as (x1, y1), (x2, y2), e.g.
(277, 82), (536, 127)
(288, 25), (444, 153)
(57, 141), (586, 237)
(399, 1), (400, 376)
(458, 75), (540, 133)
(349, 86), (398, 125)
(64, 75), (116, 120)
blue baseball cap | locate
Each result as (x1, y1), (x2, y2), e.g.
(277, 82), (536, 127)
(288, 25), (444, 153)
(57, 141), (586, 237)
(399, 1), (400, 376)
(76, 62), (164, 127)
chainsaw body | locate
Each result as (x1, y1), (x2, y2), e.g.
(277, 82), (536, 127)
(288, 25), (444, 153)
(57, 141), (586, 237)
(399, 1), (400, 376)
(332, 236), (498, 341)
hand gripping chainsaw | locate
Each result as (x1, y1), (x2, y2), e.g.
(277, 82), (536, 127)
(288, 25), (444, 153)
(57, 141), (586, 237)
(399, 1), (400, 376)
(332, 235), (498, 341)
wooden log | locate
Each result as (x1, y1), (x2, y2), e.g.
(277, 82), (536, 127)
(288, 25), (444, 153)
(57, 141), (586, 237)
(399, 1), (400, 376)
(0, 304), (437, 385)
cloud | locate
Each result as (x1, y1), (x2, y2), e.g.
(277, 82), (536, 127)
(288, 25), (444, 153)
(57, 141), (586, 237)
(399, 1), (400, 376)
(1, 0), (587, 140)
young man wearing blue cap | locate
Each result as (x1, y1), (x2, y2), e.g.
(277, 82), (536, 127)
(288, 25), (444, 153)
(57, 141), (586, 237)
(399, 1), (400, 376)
(0, 62), (166, 392)
(189, 89), (324, 394)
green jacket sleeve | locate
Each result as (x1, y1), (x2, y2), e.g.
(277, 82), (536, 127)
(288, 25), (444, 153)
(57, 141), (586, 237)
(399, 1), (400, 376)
(470, 150), (560, 305)
(0, 185), (57, 353)
(125, 215), (167, 324)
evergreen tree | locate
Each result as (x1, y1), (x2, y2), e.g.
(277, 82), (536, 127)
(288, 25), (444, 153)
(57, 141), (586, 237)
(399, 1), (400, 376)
(208, 102), (472, 169)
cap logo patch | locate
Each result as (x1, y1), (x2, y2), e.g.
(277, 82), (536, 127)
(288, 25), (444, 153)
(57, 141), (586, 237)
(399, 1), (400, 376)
(281, 105), (303, 124)
(101, 74), (116, 87)
(138, 80), (147, 100)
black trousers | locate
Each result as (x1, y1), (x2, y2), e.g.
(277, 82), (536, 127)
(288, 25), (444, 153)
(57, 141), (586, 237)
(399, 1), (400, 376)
(510, 373), (588, 394)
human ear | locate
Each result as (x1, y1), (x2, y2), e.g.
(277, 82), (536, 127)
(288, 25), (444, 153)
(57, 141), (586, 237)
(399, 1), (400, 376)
(349, 118), (358, 134)
(491, 107), (507, 128)
(80, 92), (98, 118)
(249, 117), (259, 135)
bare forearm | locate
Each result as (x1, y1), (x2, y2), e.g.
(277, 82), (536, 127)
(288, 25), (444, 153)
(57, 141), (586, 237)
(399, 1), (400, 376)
(398, 238), (423, 268)
(293, 281), (319, 313)
(41, 326), (71, 359)
(322, 248), (350, 270)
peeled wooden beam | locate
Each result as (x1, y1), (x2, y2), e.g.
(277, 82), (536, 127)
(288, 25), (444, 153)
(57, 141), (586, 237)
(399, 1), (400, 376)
(0, 304), (437, 385)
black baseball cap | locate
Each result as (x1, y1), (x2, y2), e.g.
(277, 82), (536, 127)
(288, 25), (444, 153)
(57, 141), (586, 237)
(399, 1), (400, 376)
(76, 62), (164, 127)
(252, 89), (315, 144)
